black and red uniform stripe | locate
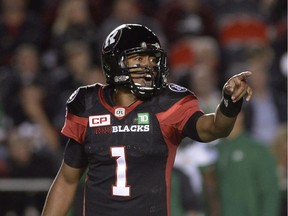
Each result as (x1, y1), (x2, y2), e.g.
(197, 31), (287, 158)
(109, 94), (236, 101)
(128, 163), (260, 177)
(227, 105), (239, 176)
(62, 83), (203, 216)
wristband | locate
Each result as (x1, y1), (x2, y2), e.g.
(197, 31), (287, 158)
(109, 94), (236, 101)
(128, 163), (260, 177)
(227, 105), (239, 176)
(219, 93), (243, 117)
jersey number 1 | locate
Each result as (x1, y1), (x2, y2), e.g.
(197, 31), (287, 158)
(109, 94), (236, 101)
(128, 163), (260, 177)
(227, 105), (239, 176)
(110, 146), (130, 196)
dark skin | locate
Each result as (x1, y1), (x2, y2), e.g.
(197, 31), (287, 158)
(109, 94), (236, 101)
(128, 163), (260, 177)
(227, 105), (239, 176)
(41, 54), (253, 216)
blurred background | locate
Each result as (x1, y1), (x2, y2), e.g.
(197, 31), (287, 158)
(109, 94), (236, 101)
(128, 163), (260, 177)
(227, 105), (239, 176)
(0, 0), (286, 215)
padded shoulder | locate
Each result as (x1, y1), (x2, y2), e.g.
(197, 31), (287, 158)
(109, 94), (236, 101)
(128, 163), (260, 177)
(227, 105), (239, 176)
(154, 83), (197, 110)
(66, 83), (103, 115)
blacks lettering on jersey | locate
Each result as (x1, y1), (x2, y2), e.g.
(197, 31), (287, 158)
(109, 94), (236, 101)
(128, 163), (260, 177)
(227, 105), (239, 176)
(62, 84), (203, 216)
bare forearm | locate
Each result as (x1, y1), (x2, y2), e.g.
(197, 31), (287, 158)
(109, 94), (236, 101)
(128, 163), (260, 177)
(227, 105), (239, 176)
(42, 162), (85, 216)
(42, 176), (78, 216)
(197, 108), (237, 142)
(213, 105), (237, 137)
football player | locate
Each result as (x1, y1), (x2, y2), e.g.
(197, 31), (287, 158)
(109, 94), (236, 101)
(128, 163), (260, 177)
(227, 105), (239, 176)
(42, 24), (252, 216)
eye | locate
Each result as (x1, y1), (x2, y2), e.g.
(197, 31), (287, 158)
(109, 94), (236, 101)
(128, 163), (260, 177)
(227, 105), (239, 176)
(149, 56), (159, 64)
(134, 56), (143, 62)
(127, 54), (142, 62)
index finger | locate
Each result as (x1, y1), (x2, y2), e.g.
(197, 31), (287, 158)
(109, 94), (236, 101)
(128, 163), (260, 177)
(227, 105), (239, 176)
(237, 71), (252, 80)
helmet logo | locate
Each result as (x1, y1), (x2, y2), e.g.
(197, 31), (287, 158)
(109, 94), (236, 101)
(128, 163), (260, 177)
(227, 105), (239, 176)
(103, 30), (119, 49)
(141, 42), (147, 48)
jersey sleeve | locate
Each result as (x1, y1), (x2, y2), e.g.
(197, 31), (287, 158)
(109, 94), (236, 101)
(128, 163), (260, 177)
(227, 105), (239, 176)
(61, 87), (89, 144)
(182, 111), (204, 141)
(64, 138), (88, 168)
(156, 92), (204, 144)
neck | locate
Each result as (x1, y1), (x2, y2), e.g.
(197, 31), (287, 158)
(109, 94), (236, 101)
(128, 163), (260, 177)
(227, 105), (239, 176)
(113, 87), (138, 107)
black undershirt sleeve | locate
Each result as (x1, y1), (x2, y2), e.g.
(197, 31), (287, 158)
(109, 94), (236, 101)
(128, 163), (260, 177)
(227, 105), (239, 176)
(182, 111), (204, 142)
(63, 138), (88, 168)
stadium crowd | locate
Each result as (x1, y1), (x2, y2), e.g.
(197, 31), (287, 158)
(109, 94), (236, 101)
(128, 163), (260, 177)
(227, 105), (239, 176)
(0, 0), (286, 215)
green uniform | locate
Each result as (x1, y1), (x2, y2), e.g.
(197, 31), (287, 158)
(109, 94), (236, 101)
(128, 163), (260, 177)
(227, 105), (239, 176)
(170, 167), (200, 216)
(215, 132), (280, 216)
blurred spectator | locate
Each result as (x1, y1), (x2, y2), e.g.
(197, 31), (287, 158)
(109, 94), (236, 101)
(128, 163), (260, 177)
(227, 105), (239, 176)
(0, 103), (9, 177)
(87, 65), (107, 85)
(214, 0), (287, 88)
(1, 43), (47, 122)
(5, 127), (58, 178)
(270, 123), (287, 216)
(267, 0), (287, 95)
(175, 140), (219, 216)
(0, 126), (58, 216)
(1, 43), (61, 152)
(87, 0), (113, 27)
(217, 14), (269, 51)
(214, 110), (280, 216)
(244, 45), (287, 145)
(189, 66), (221, 113)
(40, 0), (110, 39)
(216, 14), (270, 79)
(271, 33), (287, 94)
(0, 77), (10, 176)
(20, 85), (61, 152)
(262, 0), (286, 20)
(49, 0), (99, 66)
(137, 0), (163, 17)
(0, 0), (45, 66)
(169, 36), (221, 87)
(212, 0), (259, 16)
(171, 167), (200, 216)
(98, 0), (167, 53)
(157, 0), (217, 44)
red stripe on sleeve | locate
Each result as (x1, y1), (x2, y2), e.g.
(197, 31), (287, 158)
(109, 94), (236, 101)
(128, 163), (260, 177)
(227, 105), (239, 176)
(61, 112), (88, 144)
(156, 94), (202, 142)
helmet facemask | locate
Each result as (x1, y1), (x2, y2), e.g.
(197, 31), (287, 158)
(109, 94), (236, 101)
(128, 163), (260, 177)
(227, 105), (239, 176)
(118, 49), (168, 99)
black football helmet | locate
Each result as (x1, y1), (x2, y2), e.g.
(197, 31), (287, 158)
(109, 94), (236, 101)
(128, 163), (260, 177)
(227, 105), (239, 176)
(101, 24), (168, 98)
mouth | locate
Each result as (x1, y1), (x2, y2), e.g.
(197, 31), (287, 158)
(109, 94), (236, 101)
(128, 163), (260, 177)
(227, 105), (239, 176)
(143, 73), (152, 81)
(131, 72), (155, 88)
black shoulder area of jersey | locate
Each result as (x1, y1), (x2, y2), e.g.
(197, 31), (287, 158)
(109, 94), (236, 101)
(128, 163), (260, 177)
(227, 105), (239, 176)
(66, 83), (103, 115)
(151, 83), (195, 111)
